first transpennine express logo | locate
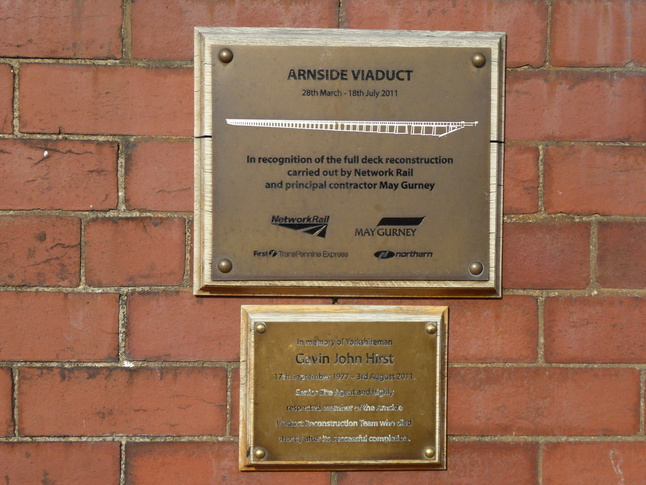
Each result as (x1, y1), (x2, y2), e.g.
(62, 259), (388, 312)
(271, 215), (330, 238)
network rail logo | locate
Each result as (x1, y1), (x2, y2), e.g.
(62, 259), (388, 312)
(271, 215), (330, 238)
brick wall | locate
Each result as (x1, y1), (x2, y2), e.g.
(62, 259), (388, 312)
(0, 1), (644, 483)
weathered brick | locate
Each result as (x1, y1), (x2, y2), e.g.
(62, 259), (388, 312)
(126, 442), (331, 485)
(19, 367), (227, 436)
(507, 71), (646, 141)
(502, 222), (590, 289)
(231, 367), (240, 435)
(551, 0), (631, 67)
(343, 0), (547, 67)
(0, 0), (122, 58)
(0, 64), (12, 133)
(0, 216), (80, 287)
(504, 145), (539, 214)
(597, 222), (646, 289)
(633, 0), (646, 65)
(449, 367), (640, 435)
(20, 65), (192, 136)
(543, 442), (646, 485)
(545, 297), (646, 363)
(128, 294), (331, 361)
(125, 141), (193, 211)
(545, 145), (646, 216)
(85, 218), (186, 287)
(132, 0), (339, 60)
(338, 443), (537, 484)
(0, 368), (12, 435)
(0, 292), (118, 361)
(0, 139), (118, 210)
(339, 297), (538, 363)
(0, 442), (120, 485)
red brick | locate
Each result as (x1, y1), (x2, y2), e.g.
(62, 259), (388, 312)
(545, 297), (646, 363)
(551, 0), (631, 67)
(545, 145), (646, 216)
(0, 292), (118, 361)
(128, 294), (331, 361)
(0, 64), (12, 133)
(633, 1), (646, 65)
(85, 218), (186, 287)
(503, 222), (590, 289)
(19, 367), (227, 436)
(0, 368), (12, 435)
(126, 442), (331, 485)
(339, 296), (538, 363)
(0, 139), (118, 210)
(0, 0), (121, 58)
(504, 145), (539, 214)
(543, 442), (646, 485)
(0, 216), (80, 287)
(0, 442), (120, 484)
(597, 222), (646, 288)
(507, 71), (646, 141)
(231, 367), (240, 435)
(343, 0), (547, 67)
(125, 141), (193, 211)
(20, 65), (192, 136)
(449, 367), (640, 435)
(338, 443), (537, 484)
(132, 0), (339, 60)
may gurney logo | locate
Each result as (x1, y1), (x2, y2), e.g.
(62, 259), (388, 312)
(271, 215), (329, 238)
(355, 216), (425, 237)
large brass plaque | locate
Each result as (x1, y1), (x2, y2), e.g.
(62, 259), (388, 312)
(240, 305), (448, 470)
(195, 28), (505, 297)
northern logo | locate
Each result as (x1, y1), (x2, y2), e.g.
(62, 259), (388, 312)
(374, 249), (433, 259)
(374, 250), (396, 260)
(356, 216), (425, 237)
(272, 215), (329, 238)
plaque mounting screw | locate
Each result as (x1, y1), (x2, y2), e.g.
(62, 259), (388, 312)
(425, 322), (437, 335)
(472, 52), (486, 68)
(253, 447), (267, 460)
(217, 258), (233, 273)
(423, 446), (436, 459)
(218, 48), (234, 63)
(468, 260), (484, 276)
(255, 322), (267, 334)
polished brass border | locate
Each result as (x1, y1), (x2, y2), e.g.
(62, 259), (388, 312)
(239, 305), (448, 470)
(194, 28), (505, 297)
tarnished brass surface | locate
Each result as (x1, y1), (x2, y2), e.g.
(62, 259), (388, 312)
(194, 28), (505, 297)
(212, 45), (490, 282)
(240, 305), (448, 470)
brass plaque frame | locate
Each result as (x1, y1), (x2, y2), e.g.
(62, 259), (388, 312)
(239, 305), (448, 470)
(195, 28), (505, 297)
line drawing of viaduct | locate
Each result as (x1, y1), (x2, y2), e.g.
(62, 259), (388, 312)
(226, 119), (479, 137)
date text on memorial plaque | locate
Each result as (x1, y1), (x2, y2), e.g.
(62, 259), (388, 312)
(194, 28), (505, 297)
(239, 305), (448, 470)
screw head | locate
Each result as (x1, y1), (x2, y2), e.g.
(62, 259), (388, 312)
(469, 260), (484, 276)
(255, 322), (267, 334)
(425, 322), (437, 335)
(217, 258), (232, 273)
(423, 446), (436, 459)
(472, 52), (486, 68)
(253, 447), (266, 460)
(218, 48), (234, 63)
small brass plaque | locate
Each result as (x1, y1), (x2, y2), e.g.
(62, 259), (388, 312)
(240, 305), (448, 470)
(195, 28), (505, 297)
